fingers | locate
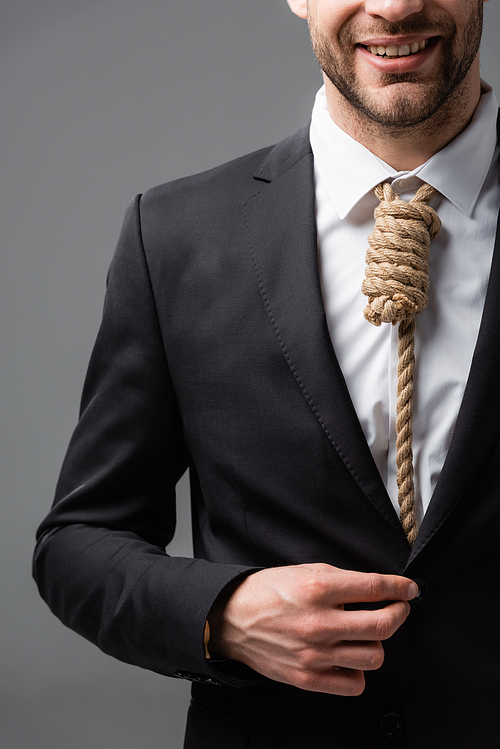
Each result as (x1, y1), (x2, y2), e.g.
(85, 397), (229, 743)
(330, 640), (385, 671)
(323, 570), (419, 606)
(298, 640), (386, 672)
(292, 666), (366, 697)
(271, 633), (388, 695)
(338, 600), (411, 641)
(285, 630), (392, 695)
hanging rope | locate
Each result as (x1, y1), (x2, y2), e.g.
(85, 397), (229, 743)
(362, 182), (441, 546)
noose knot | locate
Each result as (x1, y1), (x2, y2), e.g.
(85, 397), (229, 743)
(362, 182), (441, 327)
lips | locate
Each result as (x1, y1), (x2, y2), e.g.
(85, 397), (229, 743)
(355, 35), (439, 73)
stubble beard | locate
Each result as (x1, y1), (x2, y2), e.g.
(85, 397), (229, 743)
(308, 4), (483, 133)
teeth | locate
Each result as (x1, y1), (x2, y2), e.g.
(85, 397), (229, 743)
(368, 39), (428, 58)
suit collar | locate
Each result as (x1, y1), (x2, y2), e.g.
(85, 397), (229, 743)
(253, 125), (312, 183)
(309, 83), (499, 220)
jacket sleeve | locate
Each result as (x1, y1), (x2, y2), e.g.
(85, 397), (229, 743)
(33, 195), (258, 686)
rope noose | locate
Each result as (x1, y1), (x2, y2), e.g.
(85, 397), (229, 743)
(362, 182), (441, 546)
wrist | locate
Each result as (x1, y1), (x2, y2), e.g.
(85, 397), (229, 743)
(203, 619), (211, 659)
(207, 572), (256, 659)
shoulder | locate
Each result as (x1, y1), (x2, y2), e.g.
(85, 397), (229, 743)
(140, 145), (273, 217)
(110, 127), (311, 300)
(125, 126), (311, 269)
(138, 125), (311, 220)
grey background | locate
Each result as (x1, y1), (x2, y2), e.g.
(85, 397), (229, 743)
(3, 2), (500, 747)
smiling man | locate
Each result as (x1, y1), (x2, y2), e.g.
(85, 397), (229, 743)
(34, 1), (500, 747)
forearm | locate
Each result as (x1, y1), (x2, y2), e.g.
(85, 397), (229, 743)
(34, 521), (257, 683)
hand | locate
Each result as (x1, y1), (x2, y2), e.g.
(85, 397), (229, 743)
(208, 563), (418, 696)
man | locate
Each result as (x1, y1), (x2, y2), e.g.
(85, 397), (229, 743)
(34, 0), (500, 746)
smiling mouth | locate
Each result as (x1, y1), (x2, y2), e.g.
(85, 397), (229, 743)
(361, 38), (431, 59)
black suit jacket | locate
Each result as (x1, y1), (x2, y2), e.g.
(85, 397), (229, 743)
(34, 126), (500, 747)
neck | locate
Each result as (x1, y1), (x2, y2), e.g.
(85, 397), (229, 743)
(324, 61), (482, 172)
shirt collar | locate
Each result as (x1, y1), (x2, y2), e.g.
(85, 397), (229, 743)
(310, 82), (499, 220)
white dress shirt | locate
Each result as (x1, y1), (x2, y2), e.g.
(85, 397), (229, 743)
(310, 83), (500, 523)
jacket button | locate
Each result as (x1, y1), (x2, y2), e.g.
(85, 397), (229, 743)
(381, 712), (404, 738)
(411, 578), (428, 602)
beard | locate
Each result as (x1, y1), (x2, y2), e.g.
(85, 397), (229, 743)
(308, 3), (483, 129)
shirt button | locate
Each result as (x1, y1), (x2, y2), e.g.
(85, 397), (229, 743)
(381, 712), (404, 738)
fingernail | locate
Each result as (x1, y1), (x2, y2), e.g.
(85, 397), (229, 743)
(408, 582), (419, 599)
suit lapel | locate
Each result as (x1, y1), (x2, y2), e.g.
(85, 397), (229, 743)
(245, 128), (405, 539)
(408, 206), (500, 561)
(408, 116), (500, 562)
